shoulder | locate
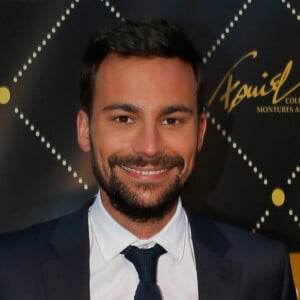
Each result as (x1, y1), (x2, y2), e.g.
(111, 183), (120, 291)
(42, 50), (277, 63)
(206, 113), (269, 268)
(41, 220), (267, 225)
(187, 210), (297, 294)
(0, 215), (62, 262)
(0, 203), (90, 261)
(187, 209), (289, 262)
(186, 210), (297, 298)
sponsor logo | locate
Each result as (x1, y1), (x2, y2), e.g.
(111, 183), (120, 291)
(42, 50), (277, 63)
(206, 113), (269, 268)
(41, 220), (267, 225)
(208, 51), (300, 113)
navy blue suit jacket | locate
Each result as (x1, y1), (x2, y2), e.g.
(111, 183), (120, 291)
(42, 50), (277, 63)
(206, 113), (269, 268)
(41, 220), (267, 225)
(0, 202), (297, 299)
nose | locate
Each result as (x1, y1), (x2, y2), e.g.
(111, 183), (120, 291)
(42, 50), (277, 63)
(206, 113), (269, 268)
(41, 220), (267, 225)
(133, 123), (164, 157)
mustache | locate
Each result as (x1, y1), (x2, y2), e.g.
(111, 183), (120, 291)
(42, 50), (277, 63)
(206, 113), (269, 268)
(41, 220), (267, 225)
(108, 154), (185, 171)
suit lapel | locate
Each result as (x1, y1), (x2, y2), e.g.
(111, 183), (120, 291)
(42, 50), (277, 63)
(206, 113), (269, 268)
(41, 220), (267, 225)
(41, 204), (91, 300)
(39, 203), (241, 300)
(187, 211), (242, 300)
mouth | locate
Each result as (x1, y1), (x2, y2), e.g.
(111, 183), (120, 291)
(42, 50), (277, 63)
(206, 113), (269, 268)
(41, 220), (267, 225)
(120, 165), (169, 176)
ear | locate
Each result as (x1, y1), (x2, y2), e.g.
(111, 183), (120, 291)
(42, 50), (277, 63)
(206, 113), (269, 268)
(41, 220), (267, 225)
(197, 112), (207, 152)
(77, 110), (91, 152)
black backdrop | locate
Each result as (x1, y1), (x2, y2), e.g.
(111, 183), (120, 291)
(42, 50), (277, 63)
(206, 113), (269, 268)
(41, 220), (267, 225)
(0, 0), (300, 251)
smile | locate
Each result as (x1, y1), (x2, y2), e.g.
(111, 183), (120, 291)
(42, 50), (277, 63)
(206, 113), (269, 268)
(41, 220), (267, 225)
(121, 165), (169, 176)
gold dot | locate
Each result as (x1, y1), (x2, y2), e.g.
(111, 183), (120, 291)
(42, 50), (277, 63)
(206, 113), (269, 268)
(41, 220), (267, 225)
(272, 188), (285, 207)
(0, 86), (10, 104)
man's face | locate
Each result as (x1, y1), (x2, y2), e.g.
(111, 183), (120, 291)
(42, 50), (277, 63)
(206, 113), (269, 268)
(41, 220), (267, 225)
(77, 54), (206, 222)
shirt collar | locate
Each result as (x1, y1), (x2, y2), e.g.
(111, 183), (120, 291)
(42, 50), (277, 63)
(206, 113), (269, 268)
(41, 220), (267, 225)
(150, 198), (186, 261)
(89, 191), (187, 262)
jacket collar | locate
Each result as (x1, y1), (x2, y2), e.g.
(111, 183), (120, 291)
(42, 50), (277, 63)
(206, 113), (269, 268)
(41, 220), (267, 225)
(40, 201), (241, 300)
(41, 201), (92, 300)
(187, 210), (242, 299)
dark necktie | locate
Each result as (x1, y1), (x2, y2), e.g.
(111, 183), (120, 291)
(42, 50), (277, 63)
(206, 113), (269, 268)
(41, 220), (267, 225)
(122, 244), (166, 300)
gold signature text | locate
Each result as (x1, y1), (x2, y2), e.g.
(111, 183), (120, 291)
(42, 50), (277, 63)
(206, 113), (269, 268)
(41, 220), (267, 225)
(208, 51), (300, 113)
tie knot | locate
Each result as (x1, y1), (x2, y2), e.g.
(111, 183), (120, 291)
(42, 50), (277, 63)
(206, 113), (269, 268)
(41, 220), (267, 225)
(122, 244), (166, 283)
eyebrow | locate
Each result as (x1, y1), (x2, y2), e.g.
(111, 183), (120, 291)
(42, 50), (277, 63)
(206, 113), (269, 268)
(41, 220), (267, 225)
(161, 105), (193, 115)
(102, 103), (139, 113)
(102, 103), (194, 115)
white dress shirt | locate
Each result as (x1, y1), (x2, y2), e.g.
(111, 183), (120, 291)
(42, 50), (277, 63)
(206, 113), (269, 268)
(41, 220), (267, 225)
(88, 191), (198, 299)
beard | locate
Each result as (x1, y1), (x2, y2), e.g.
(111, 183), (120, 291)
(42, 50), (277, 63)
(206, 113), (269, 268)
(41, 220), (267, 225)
(90, 144), (185, 222)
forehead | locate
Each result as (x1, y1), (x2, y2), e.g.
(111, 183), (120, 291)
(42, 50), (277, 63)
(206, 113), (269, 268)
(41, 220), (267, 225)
(93, 54), (197, 110)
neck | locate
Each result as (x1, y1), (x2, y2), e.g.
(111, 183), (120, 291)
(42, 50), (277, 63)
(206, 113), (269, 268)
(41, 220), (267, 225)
(100, 190), (178, 239)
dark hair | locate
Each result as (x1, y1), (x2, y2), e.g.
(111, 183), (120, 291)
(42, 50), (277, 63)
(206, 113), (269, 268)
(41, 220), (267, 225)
(80, 19), (204, 116)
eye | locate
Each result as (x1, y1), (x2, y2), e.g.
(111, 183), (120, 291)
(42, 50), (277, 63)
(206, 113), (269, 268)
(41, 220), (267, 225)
(115, 116), (133, 123)
(162, 118), (180, 125)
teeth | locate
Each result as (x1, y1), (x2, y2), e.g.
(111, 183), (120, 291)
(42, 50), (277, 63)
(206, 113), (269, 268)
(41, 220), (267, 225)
(121, 165), (168, 175)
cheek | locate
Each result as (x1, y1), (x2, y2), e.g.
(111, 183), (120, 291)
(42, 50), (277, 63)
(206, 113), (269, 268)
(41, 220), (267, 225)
(92, 122), (133, 151)
(91, 147), (112, 180)
(183, 146), (197, 172)
(90, 129), (131, 172)
(180, 132), (198, 169)
(166, 132), (198, 169)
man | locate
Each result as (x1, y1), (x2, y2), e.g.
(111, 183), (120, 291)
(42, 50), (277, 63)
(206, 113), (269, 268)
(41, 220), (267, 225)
(0, 19), (297, 300)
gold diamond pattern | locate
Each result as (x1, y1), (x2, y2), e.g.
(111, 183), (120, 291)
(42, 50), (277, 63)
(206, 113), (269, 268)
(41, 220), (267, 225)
(0, 0), (299, 238)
